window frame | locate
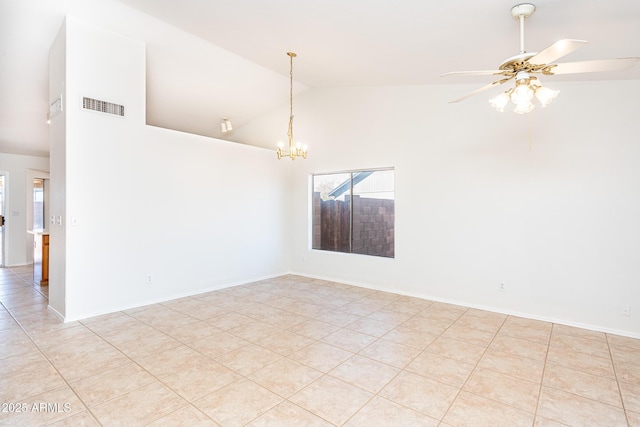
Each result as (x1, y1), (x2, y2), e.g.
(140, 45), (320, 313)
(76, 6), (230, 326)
(311, 167), (395, 258)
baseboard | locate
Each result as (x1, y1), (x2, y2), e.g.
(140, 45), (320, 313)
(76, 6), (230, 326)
(47, 305), (65, 322)
(288, 271), (640, 340)
(64, 271), (289, 323)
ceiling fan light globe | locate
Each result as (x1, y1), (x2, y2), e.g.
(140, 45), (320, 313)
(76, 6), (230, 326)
(514, 101), (535, 114)
(535, 86), (559, 107)
(511, 84), (534, 104)
(489, 92), (510, 112)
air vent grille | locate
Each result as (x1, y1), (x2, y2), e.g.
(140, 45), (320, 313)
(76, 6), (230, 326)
(82, 97), (125, 117)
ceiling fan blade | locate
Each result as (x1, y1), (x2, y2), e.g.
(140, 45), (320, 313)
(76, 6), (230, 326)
(449, 78), (512, 103)
(442, 70), (504, 77)
(548, 57), (640, 75)
(528, 39), (588, 66)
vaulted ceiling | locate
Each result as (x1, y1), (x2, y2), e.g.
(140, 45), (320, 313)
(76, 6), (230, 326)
(1, 0), (639, 157)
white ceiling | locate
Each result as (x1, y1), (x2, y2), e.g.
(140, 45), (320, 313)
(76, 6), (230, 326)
(1, 0), (639, 157)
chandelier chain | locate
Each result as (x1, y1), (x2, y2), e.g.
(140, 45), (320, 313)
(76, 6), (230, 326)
(288, 52), (294, 143)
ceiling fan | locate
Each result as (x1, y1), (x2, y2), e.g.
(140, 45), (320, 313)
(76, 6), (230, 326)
(442, 3), (640, 113)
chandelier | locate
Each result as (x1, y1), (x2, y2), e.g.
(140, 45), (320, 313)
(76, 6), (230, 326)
(488, 71), (559, 115)
(276, 52), (308, 160)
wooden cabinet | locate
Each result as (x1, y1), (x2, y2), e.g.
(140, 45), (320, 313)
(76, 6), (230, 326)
(32, 231), (49, 286)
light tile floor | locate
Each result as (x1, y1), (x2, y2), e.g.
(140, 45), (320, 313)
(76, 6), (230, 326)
(1, 265), (639, 426)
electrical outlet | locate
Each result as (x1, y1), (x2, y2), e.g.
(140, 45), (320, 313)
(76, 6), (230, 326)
(621, 305), (630, 316)
(146, 275), (153, 284)
(499, 283), (507, 292)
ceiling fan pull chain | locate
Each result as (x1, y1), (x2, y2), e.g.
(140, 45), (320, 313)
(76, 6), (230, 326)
(529, 113), (533, 152)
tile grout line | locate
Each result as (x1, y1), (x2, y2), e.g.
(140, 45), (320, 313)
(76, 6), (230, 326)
(535, 327), (630, 425)
(1, 269), (105, 427)
(605, 333), (631, 427)
(391, 306), (472, 424)
(92, 309), (216, 424)
(80, 311), (204, 425)
(76, 306), (226, 424)
(531, 321), (554, 426)
(119, 298), (328, 425)
(3, 271), (638, 425)
(254, 297), (429, 426)
(436, 311), (510, 424)
(340, 300), (441, 424)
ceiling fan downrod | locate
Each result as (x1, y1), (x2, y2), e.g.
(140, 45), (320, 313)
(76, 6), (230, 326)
(511, 3), (536, 54)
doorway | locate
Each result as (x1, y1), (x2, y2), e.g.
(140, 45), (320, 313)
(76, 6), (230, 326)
(0, 175), (5, 267)
(33, 178), (45, 230)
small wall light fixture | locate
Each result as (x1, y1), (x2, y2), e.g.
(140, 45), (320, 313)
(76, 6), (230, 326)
(220, 117), (233, 133)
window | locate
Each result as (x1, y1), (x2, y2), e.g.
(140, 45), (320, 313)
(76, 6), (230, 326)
(312, 168), (394, 258)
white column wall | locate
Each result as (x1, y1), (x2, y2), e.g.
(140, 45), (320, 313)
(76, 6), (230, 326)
(51, 17), (291, 321)
(48, 19), (66, 316)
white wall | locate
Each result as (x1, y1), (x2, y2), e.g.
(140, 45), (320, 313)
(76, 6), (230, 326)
(234, 81), (640, 338)
(45, 6), (640, 336)
(0, 153), (50, 266)
(48, 18), (67, 318)
(36, 0), (298, 140)
(50, 17), (291, 321)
